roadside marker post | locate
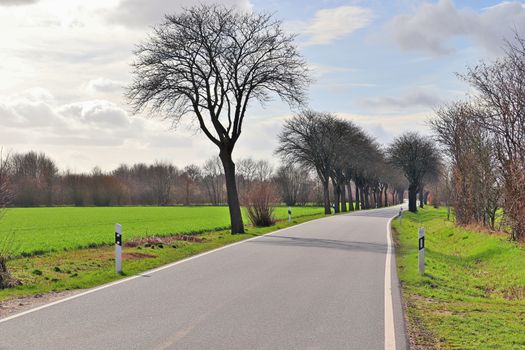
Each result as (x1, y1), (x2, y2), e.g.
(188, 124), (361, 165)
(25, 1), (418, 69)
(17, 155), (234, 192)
(399, 207), (404, 225)
(115, 223), (122, 274)
(418, 227), (425, 275)
(288, 207), (292, 223)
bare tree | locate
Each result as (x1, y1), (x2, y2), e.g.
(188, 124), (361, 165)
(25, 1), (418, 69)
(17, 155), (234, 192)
(181, 164), (202, 205)
(388, 132), (442, 213)
(202, 157), (225, 205)
(128, 5), (309, 233)
(0, 151), (12, 215)
(150, 162), (178, 206)
(432, 101), (501, 228)
(11, 151), (57, 206)
(459, 33), (525, 240)
(276, 111), (341, 214)
(0, 151), (18, 289)
(236, 158), (273, 195)
(274, 164), (311, 206)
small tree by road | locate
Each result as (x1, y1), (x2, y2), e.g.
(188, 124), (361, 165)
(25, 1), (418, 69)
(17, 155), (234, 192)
(128, 5), (309, 233)
(387, 132), (441, 213)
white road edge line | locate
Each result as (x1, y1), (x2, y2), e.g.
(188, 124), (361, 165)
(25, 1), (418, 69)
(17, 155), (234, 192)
(385, 217), (397, 350)
(0, 214), (338, 324)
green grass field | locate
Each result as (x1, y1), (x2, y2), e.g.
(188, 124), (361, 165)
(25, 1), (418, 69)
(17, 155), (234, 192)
(393, 207), (525, 349)
(0, 206), (323, 256)
(0, 212), (327, 302)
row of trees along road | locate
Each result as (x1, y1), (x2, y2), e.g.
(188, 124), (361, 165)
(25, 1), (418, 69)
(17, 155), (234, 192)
(432, 33), (525, 241)
(276, 110), (413, 215)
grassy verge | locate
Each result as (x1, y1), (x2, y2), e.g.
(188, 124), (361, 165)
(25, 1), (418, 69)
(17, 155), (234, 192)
(392, 207), (525, 349)
(0, 213), (326, 302)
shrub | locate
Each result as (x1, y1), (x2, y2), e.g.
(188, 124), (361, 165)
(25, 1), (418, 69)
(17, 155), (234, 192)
(0, 257), (20, 289)
(242, 182), (277, 227)
(0, 232), (20, 289)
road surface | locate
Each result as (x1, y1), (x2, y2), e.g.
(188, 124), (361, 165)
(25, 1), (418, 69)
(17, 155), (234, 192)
(0, 206), (407, 350)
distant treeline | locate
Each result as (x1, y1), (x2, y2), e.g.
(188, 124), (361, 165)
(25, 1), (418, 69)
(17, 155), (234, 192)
(3, 150), (411, 209)
(4, 151), (327, 207)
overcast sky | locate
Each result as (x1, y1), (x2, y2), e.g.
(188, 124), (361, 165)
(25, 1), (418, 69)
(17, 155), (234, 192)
(1, 0), (524, 172)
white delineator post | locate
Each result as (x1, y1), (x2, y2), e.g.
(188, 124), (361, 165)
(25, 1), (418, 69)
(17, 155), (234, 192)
(115, 223), (122, 274)
(288, 207), (292, 223)
(418, 227), (425, 275)
(399, 207), (404, 225)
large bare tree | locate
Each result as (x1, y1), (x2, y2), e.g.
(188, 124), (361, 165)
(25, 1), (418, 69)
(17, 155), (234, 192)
(128, 5), (309, 233)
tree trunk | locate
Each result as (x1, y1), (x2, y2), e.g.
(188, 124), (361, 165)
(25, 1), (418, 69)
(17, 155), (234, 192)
(347, 182), (354, 211)
(219, 151), (244, 234)
(419, 189), (424, 209)
(363, 187), (369, 209)
(408, 184), (417, 212)
(322, 179), (331, 214)
(355, 183), (360, 210)
(340, 184), (347, 212)
(332, 179), (340, 214)
(384, 187), (388, 207)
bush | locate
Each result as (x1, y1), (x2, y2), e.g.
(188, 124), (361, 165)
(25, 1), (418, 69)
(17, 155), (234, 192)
(0, 257), (20, 289)
(242, 182), (277, 227)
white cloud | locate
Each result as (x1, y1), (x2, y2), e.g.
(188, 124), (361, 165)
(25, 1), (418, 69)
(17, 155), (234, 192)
(0, 98), (65, 128)
(0, 0), (38, 6)
(0, 88), (217, 171)
(109, 0), (252, 27)
(294, 6), (373, 46)
(337, 111), (433, 143)
(359, 89), (447, 113)
(58, 100), (130, 128)
(388, 0), (525, 56)
(84, 78), (124, 95)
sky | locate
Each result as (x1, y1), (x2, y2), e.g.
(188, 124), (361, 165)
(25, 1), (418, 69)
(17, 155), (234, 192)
(1, 0), (524, 172)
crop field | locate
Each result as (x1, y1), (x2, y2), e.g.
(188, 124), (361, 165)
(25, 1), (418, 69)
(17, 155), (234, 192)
(0, 206), (323, 256)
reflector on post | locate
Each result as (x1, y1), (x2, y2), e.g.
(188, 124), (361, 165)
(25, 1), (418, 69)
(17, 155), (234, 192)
(115, 223), (122, 274)
(418, 227), (424, 275)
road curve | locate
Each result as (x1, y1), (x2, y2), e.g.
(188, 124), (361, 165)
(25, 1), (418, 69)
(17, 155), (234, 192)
(0, 206), (407, 350)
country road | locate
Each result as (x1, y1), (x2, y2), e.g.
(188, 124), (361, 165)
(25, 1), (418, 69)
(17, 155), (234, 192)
(0, 206), (407, 350)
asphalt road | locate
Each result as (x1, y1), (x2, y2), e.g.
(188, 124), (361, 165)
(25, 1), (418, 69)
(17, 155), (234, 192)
(0, 206), (407, 350)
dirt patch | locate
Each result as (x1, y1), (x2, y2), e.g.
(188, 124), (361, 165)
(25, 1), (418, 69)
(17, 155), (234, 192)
(0, 289), (85, 319)
(403, 296), (441, 350)
(123, 252), (156, 260)
(125, 235), (206, 248)
(502, 285), (525, 300)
